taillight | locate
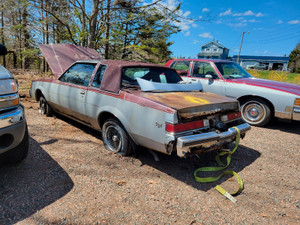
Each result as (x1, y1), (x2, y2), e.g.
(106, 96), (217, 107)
(294, 98), (300, 106)
(221, 111), (241, 122)
(166, 120), (207, 133)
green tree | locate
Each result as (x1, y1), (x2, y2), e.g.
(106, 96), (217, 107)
(288, 43), (300, 73)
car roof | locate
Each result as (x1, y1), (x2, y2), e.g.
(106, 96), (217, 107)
(170, 59), (233, 63)
(99, 60), (177, 93)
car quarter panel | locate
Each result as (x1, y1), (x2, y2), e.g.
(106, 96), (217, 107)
(225, 81), (298, 118)
(85, 89), (177, 154)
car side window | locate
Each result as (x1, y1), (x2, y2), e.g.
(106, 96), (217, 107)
(92, 65), (107, 88)
(170, 61), (191, 71)
(59, 63), (96, 86)
(192, 62), (219, 79)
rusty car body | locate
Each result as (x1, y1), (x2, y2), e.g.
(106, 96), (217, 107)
(29, 44), (250, 158)
(165, 59), (300, 126)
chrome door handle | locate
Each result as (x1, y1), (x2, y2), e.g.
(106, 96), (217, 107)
(80, 91), (85, 95)
(191, 79), (197, 81)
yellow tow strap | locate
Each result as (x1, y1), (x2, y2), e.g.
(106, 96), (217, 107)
(194, 127), (243, 203)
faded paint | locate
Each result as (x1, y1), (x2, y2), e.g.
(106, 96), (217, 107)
(39, 44), (101, 77)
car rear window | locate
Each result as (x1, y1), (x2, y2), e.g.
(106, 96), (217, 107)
(122, 67), (181, 86)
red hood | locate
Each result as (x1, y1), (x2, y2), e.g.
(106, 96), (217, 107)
(228, 77), (300, 96)
(39, 44), (101, 78)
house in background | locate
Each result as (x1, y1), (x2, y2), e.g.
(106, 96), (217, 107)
(231, 55), (289, 71)
(197, 41), (229, 60)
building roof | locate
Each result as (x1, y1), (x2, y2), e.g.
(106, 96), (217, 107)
(232, 55), (289, 62)
(201, 41), (229, 50)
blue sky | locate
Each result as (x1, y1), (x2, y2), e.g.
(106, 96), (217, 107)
(157, 0), (300, 58)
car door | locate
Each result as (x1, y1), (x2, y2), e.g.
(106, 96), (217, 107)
(185, 61), (226, 95)
(85, 64), (107, 129)
(169, 60), (192, 78)
(54, 63), (96, 123)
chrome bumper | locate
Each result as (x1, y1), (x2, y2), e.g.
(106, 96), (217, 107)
(0, 105), (25, 129)
(176, 123), (251, 157)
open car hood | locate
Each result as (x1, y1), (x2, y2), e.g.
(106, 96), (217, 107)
(39, 44), (101, 77)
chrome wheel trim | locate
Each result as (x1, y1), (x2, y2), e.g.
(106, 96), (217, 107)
(105, 124), (122, 152)
(242, 101), (266, 123)
(39, 99), (46, 115)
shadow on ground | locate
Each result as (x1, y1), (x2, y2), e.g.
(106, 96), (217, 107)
(265, 119), (300, 135)
(43, 112), (261, 193)
(135, 144), (261, 192)
(0, 137), (74, 225)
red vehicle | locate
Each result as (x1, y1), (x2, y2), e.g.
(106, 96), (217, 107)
(165, 59), (300, 126)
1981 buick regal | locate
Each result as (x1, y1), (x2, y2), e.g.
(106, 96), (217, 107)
(30, 44), (250, 158)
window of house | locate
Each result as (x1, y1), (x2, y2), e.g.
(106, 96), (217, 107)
(59, 63), (96, 86)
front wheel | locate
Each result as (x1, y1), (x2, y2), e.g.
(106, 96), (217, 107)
(241, 98), (271, 126)
(102, 119), (132, 156)
(39, 96), (52, 116)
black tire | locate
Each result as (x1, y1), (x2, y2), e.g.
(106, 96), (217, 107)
(241, 98), (271, 126)
(102, 118), (132, 156)
(3, 125), (29, 163)
(39, 96), (52, 116)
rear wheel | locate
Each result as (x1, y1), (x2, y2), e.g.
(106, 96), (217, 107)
(39, 96), (52, 116)
(241, 98), (271, 126)
(102, 119), (132, 156)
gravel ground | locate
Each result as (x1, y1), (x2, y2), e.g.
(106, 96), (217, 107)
(0, 75), (299, 224)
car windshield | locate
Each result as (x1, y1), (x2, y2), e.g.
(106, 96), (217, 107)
(215, 62), (252, 79)
(121, 67), (182, 86)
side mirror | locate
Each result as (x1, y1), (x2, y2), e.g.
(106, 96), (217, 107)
(0, 44), (7, 56)
(205, 74), (213, 82)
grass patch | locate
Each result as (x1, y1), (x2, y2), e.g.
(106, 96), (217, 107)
(247, 70), (300, 85)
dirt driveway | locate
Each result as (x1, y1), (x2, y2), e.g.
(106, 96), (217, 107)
(0, 82), (299, 224)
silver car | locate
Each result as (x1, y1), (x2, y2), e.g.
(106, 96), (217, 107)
(30, 44), (250, 158)
(0, 44), (28, 163)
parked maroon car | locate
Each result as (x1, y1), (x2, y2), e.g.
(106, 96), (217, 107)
(165, 59), (300, 126)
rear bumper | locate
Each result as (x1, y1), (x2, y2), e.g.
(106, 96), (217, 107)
(176, 123), (251, 157)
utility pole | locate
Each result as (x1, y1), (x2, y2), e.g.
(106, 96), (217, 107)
(237, 31), (249, 65)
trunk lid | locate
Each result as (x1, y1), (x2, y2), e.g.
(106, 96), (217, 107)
(140, 91), (239, 120)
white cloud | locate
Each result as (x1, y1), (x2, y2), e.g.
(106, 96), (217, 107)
(184, 31), (190, 36)
(232, 10), (264, 17)
(288, 20), (300, 24)
(277, 20), (283, 24)
(264, 50), (269, 54)
(192, 23), (198, 28)
(183, 11), (191, 17)
(233, 13), (243, 17)
(244, 10), (255, 16)
(155, 0), (195, 32)
(199, 32), (213, 38)
(227, 22), (247, 27)
(202, 8), (209, 13)
(219, 8), (232, 17)
(249, 19), (258, 23)
(193, 40), (200, 44)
